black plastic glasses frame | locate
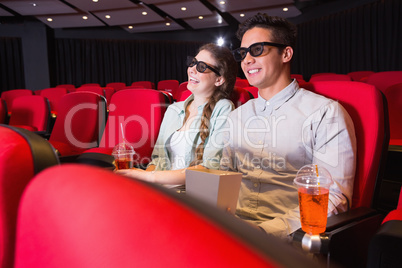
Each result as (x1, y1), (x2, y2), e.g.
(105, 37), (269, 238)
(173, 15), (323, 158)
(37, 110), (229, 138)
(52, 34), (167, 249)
(232, 42), (288, 62)
(186, 56), (221, 76)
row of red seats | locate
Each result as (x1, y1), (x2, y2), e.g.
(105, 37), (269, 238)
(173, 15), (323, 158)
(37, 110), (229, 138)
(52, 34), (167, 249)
(291, 70), (402, 86)
(0, 79), (394, 267)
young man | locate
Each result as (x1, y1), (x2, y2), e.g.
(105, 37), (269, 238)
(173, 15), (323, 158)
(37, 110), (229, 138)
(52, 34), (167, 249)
(220, 13), (357, 239)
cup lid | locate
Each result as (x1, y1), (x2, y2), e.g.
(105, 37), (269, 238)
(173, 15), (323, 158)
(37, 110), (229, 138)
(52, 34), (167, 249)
(112, 142), (135, 155)
(294, 164), (333, 187)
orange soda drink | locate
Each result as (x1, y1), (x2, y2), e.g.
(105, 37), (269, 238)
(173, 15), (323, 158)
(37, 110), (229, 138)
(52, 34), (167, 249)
(298, 187), (330, 235)
(112, 142), (135, 170)
(115, 157), (133, 170)
(294, 164), (333, 235)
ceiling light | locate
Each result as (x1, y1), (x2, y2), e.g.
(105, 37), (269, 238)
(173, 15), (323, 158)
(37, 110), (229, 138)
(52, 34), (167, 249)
(166, 22), (171, 26)
(82, 16), (88, 20)
(92, 0), (99, 2)
(218, 19), (222, 24)
(219, 1), (226, 4)
(128, 26), (133, 29)
(217, 37), (224, 46)
(32, 3), (37, 7)
(142, 12), (147, 15)
(181, 7), (186, 11)
(198, 16), (203, 20)
(47, 18), (52, 22)
(105, 15), (111, 19)
(283, 7), (289, 11)
(240, 14), (245, 17)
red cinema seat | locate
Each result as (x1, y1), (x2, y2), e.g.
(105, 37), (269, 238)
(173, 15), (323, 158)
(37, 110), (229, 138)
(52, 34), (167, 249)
(130, 81), (154, 90)
(8, 95), (51, 134)
(0, 98), (7, 124)
(347, 71), (375, 82)
(0, 125), (59, 268)
(245, 86), (259, 98)
(230, 86), (252, 108)
(40, 87), (68, 117)
(157, 79), (180, 97)
(76, 85), (105, 97)
(79, 89), (169, 168)
(366, 71), (402, 93)
(0, 89), (33, 113)
(384, 83), (402, 145)
(177, 89), (192, 101)
(293, 81), (389, 267)
(48, 92), (107, 157)
(368, 186), (402, 268)
(235, 78), (250, 88)
(309, 74), (352, 82)
(56, 84), (76, 92)
(291, 74), (306, 83)
(106, 82), (126, 91)
(14, 164), (320, 268)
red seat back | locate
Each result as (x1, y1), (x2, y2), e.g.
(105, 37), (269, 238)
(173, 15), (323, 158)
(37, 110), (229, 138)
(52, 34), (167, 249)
(157, 79), (180, 97)
(49, 92), (107, 156)
(176, 82), (189, 101)
(177, 89), (192, 101)
(80, 83), (101, 87)
(106, 82), (126, 91)
(230, 86), (252, 108)
(76, 86), (105, 97)
(245, 86), (259, 98)
(309, 74), (352, 82)
(98, 89), (168, 166)
(40, 87), (68, 116)
(366, 71), (402, 93)
(56, 84), (76, 92)
(291, 74), (306, 83)
(130, 81), (154, 90)
(347, 71), (375, 81)
(384, 83), (402, 144)
(311, 81), (389, 208)
(0, 125), (59, 268)
(235, 78), (250, 88)
(0, 98), (7, 124)
(14, 164), (318, 268)
(0, 89), (33, 112)
(8, 95), (51, 132)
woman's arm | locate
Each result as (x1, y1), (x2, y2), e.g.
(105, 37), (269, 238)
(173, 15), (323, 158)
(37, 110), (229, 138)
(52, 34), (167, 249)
(115, 165), (206, 185)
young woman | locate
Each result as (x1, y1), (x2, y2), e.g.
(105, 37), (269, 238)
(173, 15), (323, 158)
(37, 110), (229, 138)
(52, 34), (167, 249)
(115, 43), (238, 187)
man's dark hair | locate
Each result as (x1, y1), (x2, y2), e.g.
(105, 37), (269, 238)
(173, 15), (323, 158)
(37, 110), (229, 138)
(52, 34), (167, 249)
(236, 13), (297, 49)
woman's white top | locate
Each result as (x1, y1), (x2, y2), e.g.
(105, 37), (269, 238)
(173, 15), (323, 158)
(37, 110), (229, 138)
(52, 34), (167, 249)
(169, 129), (191, 170)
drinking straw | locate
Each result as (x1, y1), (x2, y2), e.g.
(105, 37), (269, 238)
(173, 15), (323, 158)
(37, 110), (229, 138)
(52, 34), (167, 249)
(120, 123), (126, 142)
(315, 164), (321, 189)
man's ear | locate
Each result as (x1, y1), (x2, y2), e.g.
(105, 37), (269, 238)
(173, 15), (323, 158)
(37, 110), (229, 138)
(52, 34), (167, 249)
(283, 46), (293, 63)
(215, 76), (225, 87)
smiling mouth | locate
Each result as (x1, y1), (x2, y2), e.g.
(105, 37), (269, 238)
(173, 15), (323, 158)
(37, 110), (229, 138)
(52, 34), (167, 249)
(189, 77), (199, 83)
(248, 69), (261, 74)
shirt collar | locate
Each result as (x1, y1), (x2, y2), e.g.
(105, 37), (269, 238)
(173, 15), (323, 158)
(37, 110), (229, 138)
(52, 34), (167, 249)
(180, 94), (207, 115)
(256, 79), (299, 112)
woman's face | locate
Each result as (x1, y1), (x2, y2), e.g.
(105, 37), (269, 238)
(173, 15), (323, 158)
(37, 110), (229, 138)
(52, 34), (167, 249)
(187, 49), (222, 99)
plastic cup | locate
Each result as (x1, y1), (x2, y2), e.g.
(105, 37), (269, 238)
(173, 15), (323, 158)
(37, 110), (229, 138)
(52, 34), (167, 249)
(294, 164), (333, 235)
(112, 143), (135, 170)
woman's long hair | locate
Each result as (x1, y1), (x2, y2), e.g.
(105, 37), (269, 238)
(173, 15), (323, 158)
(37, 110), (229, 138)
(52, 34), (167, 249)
(188, 43), (238, 166)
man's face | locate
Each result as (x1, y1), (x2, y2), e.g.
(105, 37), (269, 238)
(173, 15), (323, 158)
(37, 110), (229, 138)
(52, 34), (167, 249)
(240, 27), (285, 90)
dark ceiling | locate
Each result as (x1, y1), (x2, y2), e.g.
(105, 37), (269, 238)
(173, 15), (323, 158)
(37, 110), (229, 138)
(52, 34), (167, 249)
(0, 0), (338, 34)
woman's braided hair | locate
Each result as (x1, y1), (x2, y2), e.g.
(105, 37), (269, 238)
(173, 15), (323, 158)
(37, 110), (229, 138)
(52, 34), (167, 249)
(188, 43), (237, 166)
